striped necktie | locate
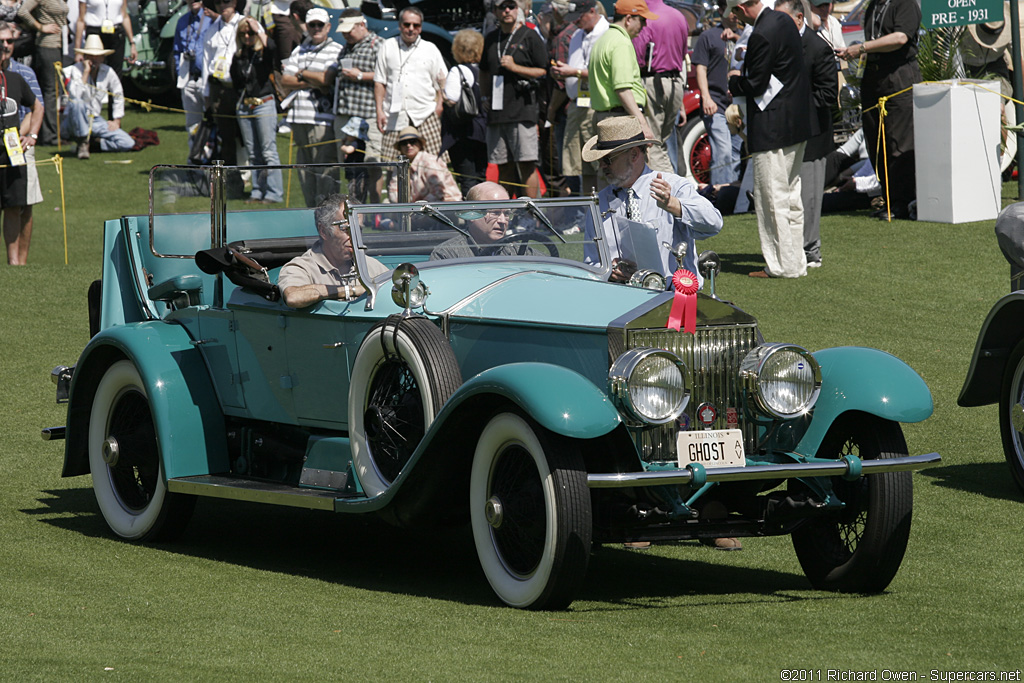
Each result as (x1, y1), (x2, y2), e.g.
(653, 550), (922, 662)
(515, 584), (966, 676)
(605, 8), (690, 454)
(626, 188), (641, 221)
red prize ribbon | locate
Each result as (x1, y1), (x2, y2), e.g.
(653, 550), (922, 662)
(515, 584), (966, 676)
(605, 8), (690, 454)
(667, 269), (698, 334)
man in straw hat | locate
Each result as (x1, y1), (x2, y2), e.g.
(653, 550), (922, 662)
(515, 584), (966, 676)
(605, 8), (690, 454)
(582, 115), (721, 284)
(63, 34), (135, 159)
(727, 0), (812, 278)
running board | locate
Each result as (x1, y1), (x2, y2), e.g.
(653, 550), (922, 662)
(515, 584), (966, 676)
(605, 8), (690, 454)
(168, 475), (358, 511)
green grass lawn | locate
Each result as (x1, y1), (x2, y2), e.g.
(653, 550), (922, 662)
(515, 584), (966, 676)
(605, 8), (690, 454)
(1, 108), (1022, 680)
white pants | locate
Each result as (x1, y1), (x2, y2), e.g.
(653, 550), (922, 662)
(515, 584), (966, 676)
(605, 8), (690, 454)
(752, 142), (807, 278)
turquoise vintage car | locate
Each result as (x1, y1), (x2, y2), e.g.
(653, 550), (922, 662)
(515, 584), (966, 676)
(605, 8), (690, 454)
(45, 164), (939, 610)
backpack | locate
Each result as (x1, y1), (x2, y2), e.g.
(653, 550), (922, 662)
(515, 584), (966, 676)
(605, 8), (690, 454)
(450, 65), (479, 123)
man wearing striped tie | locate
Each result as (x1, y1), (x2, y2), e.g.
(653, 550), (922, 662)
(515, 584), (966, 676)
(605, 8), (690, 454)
(583, 116), (722, 286)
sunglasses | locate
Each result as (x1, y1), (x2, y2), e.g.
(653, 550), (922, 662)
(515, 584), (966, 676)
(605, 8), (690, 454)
(307, 21), (325, 29)
(401, 21), (422, 28)
(499, 4), (518, 10)
(239, 30), (254, 37)
(398, 139), (419, 147)
(0, 38), (14, 44)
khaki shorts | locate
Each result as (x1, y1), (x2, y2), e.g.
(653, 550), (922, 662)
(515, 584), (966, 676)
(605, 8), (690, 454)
(486, 121), (539, 164)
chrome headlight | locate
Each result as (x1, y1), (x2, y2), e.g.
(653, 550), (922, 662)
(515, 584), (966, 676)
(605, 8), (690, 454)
(628, 269), (667, 291)
(740, 344), (821, 419)
(609, 348), (689, 425)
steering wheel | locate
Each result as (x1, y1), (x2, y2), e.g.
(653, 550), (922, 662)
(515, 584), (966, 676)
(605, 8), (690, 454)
(491, 230), (559, 258)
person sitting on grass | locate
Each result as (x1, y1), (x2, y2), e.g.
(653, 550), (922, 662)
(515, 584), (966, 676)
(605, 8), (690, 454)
(62, 34), (135, 160)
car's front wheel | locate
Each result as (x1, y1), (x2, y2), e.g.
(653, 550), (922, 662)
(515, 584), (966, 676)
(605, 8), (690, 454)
(790, 411), (913, 593)
(88, 360), (195, 541)
(998, 338), (1024, 493)
(470, 412), (591, 610)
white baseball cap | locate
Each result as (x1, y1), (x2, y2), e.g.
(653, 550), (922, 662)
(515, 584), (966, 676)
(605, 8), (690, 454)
(305, 7), (329, 24)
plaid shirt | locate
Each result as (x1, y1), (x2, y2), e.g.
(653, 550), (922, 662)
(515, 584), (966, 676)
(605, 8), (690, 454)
(334, 31), (381, 119)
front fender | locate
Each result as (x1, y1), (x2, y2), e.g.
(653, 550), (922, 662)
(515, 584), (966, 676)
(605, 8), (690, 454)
(958, 292), (1024, 407)
(63, 321), (228, 480)
(439, 362), (622, 439)
(795, 346), (933, 455)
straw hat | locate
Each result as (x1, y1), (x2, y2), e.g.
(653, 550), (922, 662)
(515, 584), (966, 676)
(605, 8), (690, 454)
(75, 34), (115, 57)
(581, 116), (652, 162)
(394, 126), (424, 150)
(966, 2), (1011, 52)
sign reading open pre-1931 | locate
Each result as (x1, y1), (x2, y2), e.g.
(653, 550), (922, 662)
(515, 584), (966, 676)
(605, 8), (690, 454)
(922, 0), (1005, 29)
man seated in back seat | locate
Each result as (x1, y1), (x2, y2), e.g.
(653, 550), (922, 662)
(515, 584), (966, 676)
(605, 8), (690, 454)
(278, 194), (389, 308)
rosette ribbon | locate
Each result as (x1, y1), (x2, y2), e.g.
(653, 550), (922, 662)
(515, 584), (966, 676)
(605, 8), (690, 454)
(667, 269), (698, 334)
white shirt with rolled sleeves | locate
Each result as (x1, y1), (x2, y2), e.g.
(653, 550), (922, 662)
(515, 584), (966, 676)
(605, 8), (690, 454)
(373, 36), (446, 127)
(594, 165), (723, 285)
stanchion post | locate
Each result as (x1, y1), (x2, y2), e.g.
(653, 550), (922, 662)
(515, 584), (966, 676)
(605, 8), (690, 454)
(1012, 0), (1024, 199)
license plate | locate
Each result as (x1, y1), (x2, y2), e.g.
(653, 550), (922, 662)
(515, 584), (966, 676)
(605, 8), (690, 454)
(676, 429), (746, 469)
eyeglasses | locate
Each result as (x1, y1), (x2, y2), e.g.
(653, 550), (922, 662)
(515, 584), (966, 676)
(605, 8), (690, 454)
(307, 21), (325, 29)
(485, 210), (511, 220)
(0, 38), (14, 44)
(401, 21), (422, 28)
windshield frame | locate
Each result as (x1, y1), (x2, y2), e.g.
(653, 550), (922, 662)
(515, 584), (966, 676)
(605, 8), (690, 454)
(346, 196), (613, 310)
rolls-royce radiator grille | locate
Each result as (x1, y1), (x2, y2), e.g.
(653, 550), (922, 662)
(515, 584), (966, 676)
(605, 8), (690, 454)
(627, 324), (759, 462)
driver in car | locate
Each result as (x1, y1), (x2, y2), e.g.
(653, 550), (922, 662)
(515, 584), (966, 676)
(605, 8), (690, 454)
(430, 182), (541, 259)
(279, 194), (389, 308)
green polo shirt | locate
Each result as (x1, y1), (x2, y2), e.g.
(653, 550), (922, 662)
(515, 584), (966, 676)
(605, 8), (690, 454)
(588, 23), (647, 112)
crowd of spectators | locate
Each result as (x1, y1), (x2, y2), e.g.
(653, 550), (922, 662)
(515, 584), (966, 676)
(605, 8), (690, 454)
(0, 0), (961, 270)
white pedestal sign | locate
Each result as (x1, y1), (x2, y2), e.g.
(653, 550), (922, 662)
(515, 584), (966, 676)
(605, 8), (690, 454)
(913, 80), (1001, 224)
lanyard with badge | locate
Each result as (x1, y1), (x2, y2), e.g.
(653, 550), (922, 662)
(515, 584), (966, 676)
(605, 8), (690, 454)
(0, 73), (25, 166)
(211, 17), (236, 80)
(100, 0), (117, 33)
(388, 38), (420, 114)
(492, 26), (521, 112)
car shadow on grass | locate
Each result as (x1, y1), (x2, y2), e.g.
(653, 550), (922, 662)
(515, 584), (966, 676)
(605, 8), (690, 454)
(30, 487), (843, 610)
(918, 461), (1023, 502)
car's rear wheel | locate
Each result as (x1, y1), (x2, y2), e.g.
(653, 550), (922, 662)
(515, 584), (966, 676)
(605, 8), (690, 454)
(88, 360), (195, 541)
(470, 411), (591, 610)
(998, 338), (1024, 493)
(349, 316), (462, 496)
(679, 116), (712, 185)
(790, 411), (913, 593)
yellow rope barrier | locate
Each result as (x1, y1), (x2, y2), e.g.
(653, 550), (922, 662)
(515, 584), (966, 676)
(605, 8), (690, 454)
(54, 155), (67, 265)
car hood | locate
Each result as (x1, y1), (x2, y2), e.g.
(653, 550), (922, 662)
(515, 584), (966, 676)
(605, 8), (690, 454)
(416, 261), (662, 328)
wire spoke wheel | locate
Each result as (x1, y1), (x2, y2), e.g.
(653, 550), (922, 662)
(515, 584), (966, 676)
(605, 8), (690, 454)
(790, 411), (913, 593)
(998, 339), (1024, 493)
(470, 412), (591, 610)
(364, 357), (426, 483)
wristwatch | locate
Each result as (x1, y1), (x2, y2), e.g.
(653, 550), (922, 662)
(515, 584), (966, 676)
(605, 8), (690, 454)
(29, 133), (38, 139)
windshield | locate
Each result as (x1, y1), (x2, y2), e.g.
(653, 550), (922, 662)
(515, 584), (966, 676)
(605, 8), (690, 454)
(347, 197), (612, 284)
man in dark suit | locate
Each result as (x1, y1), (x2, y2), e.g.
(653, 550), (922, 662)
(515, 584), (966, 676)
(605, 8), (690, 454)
(727, 0), (812, 278)
(776, 0), (837, 269)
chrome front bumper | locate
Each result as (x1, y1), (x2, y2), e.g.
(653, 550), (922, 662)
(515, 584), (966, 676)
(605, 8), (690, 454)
(587, 452), (941, 489)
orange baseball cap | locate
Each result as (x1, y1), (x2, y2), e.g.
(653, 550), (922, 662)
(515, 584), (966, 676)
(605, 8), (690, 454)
(614, 0), (659, 19)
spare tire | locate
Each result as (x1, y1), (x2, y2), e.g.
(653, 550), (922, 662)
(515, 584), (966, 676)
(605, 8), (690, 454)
(349, 315), (462, 496)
